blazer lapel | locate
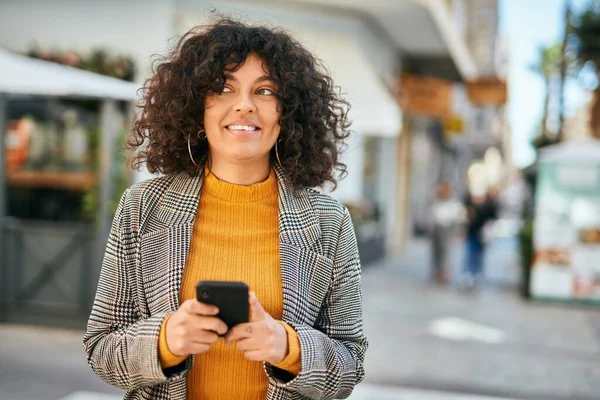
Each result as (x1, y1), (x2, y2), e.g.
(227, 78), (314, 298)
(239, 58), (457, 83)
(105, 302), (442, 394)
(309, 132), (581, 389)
(156, 172), (203, 227)
(154, 171), (203, 312)
(273, 165), (328, 325)
(274, 165), (321, 251)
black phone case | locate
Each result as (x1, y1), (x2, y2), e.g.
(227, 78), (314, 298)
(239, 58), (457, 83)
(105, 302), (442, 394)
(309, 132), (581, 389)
(196, 280), (249, 329)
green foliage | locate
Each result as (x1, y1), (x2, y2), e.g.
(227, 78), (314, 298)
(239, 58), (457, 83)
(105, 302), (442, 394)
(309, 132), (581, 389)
(81, 125), (100, 221)
(569, 1), (600, 85)
(81, 122), (131, 222)
(569, 1), (600, 138)
(532, 131), (561, 149)
(518, 217), (534, 298)
(26, 46), (136, 82)
(109, 131), (132, 216)
(20, 45), (135, 223)
(529, 43), (564, 79)
(529, 43), (569, 141)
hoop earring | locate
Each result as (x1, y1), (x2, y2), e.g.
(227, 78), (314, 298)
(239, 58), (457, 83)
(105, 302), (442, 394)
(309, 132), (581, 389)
(197, 129), (206, 140)
(275, 141), (283, 170)
(187, 135), (199, 168)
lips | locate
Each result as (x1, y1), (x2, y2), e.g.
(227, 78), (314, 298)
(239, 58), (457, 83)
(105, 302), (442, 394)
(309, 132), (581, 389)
(225, 124), (260, 132)
(225, 121), (261, 136)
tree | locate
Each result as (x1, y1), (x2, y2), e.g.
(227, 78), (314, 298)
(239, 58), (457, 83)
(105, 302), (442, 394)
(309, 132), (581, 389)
(530, 43), (563, 141)
(569, 1), (600, 138)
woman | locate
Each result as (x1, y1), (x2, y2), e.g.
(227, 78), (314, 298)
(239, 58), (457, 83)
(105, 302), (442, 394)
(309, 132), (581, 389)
(430, 181), (465, 284)
(462, 188), (498, 288)
(83, 19), (367, 400)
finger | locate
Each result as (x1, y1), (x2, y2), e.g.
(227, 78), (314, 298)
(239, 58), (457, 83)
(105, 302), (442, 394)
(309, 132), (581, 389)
(193, 316), (228, 336)
(182, 299), (219, 316)
(190, 329), (220, 345)
(187, 342), (210, 355)
(249, 292), (267, 322)
(225, 323), (254, 343)
(185, 314), (227, 336)
(225, 322), (255, 344)
(242, 349), (265, 362)
(236, 336), (261, 351)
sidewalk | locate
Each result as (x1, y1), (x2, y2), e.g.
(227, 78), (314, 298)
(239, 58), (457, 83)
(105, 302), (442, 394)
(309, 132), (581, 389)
(0, 321), (520, 400)
(1, 236), (599, 400)
(360, 236), (600, 400)
(54, 385), (520, 400)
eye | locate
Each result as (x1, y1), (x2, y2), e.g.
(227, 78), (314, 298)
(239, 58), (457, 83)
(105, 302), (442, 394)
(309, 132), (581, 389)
(221, 86), (234, 93)
(256, 87), (275, 96)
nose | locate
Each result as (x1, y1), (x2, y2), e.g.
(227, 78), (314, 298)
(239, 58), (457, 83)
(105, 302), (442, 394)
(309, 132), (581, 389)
(234, 90), (256, 113)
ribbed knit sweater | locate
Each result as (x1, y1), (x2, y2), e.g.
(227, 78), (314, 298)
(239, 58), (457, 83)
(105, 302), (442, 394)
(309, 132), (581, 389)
(158, 168), (301, 399)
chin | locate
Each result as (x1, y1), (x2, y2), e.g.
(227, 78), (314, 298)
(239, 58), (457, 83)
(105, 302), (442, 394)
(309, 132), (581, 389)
(227, 150), (269, 164)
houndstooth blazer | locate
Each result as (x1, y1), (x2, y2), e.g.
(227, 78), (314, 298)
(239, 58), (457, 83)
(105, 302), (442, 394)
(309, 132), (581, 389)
(83, 165), (368, 400)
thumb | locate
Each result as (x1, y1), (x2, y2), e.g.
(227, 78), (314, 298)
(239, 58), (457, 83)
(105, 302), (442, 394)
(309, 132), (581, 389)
(249, 291), (267, 321)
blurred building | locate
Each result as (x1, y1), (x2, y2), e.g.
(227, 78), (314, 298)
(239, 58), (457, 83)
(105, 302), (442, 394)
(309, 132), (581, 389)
(408, 0), (509, 236)
(0, 0), (507, 262)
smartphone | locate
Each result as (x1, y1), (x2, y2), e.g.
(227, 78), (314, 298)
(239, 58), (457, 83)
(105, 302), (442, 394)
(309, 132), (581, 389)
(196, 280), (249, 330)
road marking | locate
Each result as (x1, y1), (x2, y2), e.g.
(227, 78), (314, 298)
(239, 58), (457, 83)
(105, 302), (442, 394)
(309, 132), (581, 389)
(59, 386), (519, 400)
(350, 383), (519, 399)
(58, 392), (122, 400)
(427, 317), (506, 344)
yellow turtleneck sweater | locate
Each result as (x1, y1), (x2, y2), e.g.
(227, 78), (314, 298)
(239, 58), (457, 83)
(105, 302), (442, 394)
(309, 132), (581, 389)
(158, 168), (301, 399)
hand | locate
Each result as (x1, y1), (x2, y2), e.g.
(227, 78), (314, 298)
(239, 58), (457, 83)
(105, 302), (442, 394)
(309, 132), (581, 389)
(165, 299), (228, 357)
(224, 292), (288, 364)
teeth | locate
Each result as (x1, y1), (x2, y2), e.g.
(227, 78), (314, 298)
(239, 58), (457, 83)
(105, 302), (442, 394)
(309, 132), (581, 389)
(228, 125), (257, 131)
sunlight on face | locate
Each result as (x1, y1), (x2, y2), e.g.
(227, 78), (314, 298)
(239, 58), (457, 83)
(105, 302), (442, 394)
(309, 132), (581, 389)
(203, 53), (281, 167)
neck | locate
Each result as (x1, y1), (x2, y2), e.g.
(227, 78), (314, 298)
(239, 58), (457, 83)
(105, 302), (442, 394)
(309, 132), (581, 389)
(208, 156), (271, 186)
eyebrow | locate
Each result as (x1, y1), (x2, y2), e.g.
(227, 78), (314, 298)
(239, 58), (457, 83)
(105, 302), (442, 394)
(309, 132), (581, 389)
(223, 74), (274, 84)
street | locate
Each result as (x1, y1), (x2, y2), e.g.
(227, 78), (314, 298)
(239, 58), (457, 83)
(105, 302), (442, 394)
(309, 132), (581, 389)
(1, 236), (599, 400)
(2, 0), (600, 399)
(361, 236), (600, 400)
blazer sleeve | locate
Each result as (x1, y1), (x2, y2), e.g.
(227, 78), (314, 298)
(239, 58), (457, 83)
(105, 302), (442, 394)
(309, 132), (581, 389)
(264, 207), (368, 399)
(82, 189), (192, 390)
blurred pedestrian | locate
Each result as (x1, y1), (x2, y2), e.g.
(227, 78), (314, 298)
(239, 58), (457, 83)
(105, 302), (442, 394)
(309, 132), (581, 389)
(462, 187), (499, 287)
(82, 19), (367, 400)
(430, 180), (466, 284)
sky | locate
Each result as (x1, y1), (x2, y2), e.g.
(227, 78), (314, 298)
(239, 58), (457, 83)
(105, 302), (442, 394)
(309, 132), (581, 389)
(498, 0), (592, 168)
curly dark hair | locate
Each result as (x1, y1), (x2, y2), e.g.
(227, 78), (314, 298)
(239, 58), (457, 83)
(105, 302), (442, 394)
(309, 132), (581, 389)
(128, 18), (351, 189)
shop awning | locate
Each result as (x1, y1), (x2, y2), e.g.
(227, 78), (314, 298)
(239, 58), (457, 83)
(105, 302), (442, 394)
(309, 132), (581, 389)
(0, 49), (139, 272)
(295, 31), (403, 137)
(0, 48), (139, 101)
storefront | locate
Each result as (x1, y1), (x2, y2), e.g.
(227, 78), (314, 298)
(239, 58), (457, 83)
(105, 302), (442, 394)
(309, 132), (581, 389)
(0, 0), (478, 264)
(291, 28), (403, 264)
(0, 49), (138, 327)
(531, 140), (600, 304)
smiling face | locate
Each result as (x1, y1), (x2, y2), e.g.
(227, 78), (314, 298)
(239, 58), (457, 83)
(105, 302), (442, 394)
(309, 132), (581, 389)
(203, 53), (281, 169)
